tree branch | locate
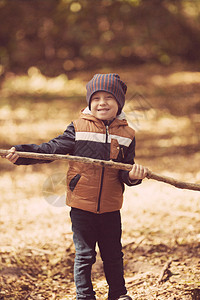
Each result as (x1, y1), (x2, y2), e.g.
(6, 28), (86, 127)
(1, 149), (200, 192)
(158, 259), (173, 283)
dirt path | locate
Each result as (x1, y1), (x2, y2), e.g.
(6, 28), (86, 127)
(0, 64), (200, 299)
(1, 168), (199, 299)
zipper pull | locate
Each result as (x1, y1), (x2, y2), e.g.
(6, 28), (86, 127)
(121, 147), (124, 159)
(106, 125), (109, 135)
(105, 125), (109, 143)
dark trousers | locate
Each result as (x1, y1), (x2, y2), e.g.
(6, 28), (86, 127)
(70, 208), (127, 300)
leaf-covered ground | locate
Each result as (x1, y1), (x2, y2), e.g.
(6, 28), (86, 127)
(0, 64), (200, 299)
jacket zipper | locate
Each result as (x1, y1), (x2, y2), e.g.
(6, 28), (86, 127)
(97, 125), (109, 213)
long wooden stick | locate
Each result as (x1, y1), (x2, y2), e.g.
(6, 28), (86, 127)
(0, 149), (200, 192)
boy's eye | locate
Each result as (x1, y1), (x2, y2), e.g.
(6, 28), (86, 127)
(91, 94), (114, 101)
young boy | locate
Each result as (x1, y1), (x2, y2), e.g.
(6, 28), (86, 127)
(5, 73), (148, 300)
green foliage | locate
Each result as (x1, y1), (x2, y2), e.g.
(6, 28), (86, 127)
(0, 0), (200, 77)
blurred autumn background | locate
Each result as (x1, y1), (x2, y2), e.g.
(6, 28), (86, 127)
(0, 0), (200, 299)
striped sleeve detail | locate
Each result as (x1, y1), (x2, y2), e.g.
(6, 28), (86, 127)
(76, 132), (105, 143)
(75, 132), (132, 147)
(108, 134), (132, 147)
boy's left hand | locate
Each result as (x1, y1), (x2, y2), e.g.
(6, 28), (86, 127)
(129, 164), (148, 181)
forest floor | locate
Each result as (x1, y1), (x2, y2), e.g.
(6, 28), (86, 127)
(0, 63), (200, 299)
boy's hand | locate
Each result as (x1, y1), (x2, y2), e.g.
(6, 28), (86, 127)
(3, 147), (19, 164)
(129, 164), (148, 181)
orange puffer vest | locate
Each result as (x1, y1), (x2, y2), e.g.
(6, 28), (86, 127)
(66, 110), (135, 214)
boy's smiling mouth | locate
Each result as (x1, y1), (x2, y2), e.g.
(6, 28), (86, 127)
(97, 108), (109, 111)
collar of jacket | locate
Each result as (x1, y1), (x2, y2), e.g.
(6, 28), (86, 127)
(80, 106), (128, 127)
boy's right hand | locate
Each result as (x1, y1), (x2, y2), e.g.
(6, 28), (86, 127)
(3, 147), (19, 164)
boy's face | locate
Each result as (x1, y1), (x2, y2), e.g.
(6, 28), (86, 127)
(90, 91), (119, 121)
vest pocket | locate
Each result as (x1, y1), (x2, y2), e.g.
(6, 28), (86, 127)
(69, 174), (81, 192)
(110, 138), (120, 159)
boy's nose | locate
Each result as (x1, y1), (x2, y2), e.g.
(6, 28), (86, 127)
(99, 97), (106, 105)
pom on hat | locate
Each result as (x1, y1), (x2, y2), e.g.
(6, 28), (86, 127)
(86, 74), (127, 111)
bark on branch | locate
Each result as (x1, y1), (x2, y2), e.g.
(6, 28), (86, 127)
(1, 149), (200, 192)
